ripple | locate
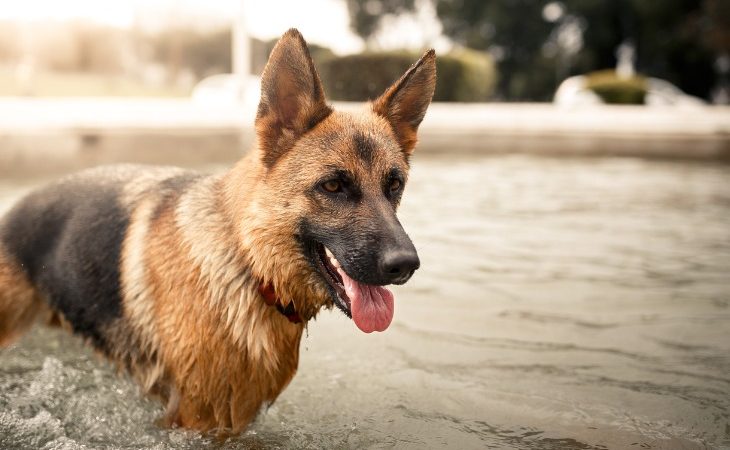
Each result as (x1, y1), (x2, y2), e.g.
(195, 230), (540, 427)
(498, 310), (618, 329)
(392, 322), (660, 364)
(393, 406), (605, 450)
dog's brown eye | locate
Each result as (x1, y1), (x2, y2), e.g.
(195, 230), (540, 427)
(322, 180), (342, 193)
(389, 179), (402, 192)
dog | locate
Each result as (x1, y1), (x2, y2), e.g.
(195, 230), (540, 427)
(0, 29), (436, 433)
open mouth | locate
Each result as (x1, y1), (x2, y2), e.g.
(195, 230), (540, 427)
(315, 243), (351, 316)
(313, 243), (395, 333)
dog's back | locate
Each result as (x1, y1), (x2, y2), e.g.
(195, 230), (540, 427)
(0, 165), (198, 351)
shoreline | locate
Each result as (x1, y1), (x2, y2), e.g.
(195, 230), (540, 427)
(1, 99), (728, 177)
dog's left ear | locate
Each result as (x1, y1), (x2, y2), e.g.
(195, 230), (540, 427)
(373, 50), (436, 156)
(256, 29), (332, 167)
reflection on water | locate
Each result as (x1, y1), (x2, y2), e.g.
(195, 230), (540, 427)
(1, 155), (729, 449)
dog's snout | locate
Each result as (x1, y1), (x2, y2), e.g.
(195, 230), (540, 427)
(380, 248), (420, 284)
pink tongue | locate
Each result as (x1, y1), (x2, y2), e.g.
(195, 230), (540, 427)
(336, 266), (394, 333)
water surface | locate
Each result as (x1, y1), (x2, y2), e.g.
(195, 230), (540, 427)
(1, 155), (729, 449)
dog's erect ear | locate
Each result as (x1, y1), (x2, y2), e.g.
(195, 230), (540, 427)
(256, 29), (332, 167)
(372, 50), (436, 156)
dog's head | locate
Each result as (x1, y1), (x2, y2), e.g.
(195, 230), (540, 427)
(234, 29), (435, 332)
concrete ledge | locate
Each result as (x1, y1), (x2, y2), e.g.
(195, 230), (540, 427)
(416, 103), (730, 159)
(0, 129), (250, 178)
(0, 98), (253, 177)
(1, 99), (728, 178)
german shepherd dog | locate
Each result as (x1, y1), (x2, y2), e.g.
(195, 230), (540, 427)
(0, 29), (435, 433)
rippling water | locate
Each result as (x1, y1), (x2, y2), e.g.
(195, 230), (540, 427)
(1, 155), (729, 449)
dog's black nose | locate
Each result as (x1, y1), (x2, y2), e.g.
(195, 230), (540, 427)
(380, 249), (420, 284)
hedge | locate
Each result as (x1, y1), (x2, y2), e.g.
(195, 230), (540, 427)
(585, 70), (647, 104)
(316, 48), (496, 102)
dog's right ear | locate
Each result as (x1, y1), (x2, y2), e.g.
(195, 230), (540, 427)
(256, 29), (332, 168)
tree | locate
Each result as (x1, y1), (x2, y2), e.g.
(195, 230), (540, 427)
(149, 27), (232, 79)
(345, 0), (726, 101)
(344, 0), (416, 41)
(568, 0), (717, 100)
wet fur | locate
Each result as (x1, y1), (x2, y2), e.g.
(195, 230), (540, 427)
(0, 29), (435, 433)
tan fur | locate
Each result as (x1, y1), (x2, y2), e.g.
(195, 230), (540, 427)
(0, 245), (47, 347)
(144, 194), (302, 432)
(118, 196), (167, 392)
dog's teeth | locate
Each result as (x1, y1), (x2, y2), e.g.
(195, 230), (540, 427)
(324, 246), (342, 269)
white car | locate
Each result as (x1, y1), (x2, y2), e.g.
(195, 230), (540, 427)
(191, 74), (261, 107)
(554, 75), (705, 107)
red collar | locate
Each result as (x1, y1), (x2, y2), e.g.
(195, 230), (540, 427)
(258, 282), (302, 324)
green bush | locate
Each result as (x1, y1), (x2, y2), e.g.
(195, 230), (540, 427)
(317, 49), (496, 102)
(585, 70), (647, 105)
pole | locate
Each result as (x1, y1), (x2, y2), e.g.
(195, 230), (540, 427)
(232, 0), (250, 102)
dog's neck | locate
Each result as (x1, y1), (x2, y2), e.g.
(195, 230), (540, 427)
(174, 172), (304, 357)
(219, 151), (325, 322)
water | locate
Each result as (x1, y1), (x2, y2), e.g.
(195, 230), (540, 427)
(1, 155), (729, 449)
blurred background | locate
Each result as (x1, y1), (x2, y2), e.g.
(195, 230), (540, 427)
(0, 0), (728, 103)
(1, 1), (729, 449)
(0, 0), (728, 176)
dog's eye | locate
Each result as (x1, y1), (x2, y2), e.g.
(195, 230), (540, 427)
(321, 180), (342, 193)
(389, 179), (402, 192)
